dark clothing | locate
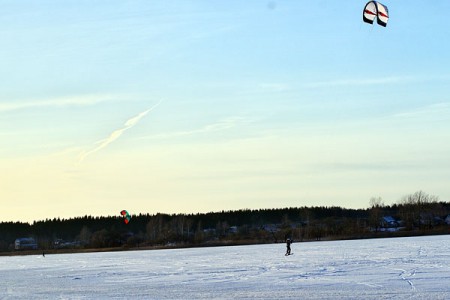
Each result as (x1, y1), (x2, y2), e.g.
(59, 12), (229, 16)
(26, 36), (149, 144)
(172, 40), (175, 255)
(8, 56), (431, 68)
(286, 239), (292, 255)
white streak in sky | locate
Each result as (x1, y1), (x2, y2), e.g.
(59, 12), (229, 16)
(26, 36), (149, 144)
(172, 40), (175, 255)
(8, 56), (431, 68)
(141, 116), (253, 140)
(303, 76), (415, 89)
(0, 94), (116, 113)
(258, 83), (290, 92)
(391, 102), (450, 120)
(79, 100), (163, 163)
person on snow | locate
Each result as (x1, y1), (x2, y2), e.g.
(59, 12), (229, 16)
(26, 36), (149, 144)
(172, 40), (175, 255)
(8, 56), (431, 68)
(285, 238), (292, 256)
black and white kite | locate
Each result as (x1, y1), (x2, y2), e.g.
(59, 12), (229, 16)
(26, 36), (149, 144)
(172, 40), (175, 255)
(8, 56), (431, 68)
(363, 1), (389, 27)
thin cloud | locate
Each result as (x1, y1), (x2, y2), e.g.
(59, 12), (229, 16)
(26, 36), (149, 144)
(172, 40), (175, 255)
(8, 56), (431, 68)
(302, 76), (415, 89)
(391, 102), (450, 120)
(0, 94), (117, 113)
(141, 116), (253, 140)
(258, 83), (290, 92)
(79, 100), (163, 163)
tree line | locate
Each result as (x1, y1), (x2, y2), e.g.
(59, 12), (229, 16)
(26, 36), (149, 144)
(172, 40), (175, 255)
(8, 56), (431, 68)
(1, 191), (449, 253)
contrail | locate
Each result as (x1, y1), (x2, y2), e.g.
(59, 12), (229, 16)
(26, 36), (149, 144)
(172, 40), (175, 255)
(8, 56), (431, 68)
(79, 100), (163, 163)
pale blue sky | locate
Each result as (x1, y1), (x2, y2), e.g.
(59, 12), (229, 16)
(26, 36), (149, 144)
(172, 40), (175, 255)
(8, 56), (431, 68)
(1, 1), (449, 222)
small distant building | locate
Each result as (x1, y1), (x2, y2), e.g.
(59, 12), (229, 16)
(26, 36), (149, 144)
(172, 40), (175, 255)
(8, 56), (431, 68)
(380, 216), (399, 228)
(228, 226), (238, 234)
(377, 216), (405, 232)
(53, 239), (81, 249)
(445, 215), (450, 225)
(261, 224), (280, 232)
(420, 213), (445, 227)
(15, 238), (38, 250)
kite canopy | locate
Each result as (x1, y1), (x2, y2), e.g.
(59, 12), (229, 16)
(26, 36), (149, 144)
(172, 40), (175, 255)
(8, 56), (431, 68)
(363, 1), (389, 27)
(120, 210), (131, 224)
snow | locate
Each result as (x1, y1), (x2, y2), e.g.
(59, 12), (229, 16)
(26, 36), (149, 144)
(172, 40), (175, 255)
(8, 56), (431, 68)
(1, 235), (450, 299)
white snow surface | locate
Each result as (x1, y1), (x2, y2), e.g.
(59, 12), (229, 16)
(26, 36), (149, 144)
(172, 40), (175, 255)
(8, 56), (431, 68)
(1, 235), (450, 299)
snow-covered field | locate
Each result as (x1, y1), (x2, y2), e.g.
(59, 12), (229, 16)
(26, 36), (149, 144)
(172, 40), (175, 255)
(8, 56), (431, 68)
(1, 235), (450, 299)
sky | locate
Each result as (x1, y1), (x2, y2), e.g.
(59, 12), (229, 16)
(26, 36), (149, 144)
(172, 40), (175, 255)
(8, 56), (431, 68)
(1, 1), (450, 223)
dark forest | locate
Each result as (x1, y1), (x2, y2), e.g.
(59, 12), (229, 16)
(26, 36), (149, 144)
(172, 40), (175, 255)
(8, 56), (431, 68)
(2, 191), (449, 254)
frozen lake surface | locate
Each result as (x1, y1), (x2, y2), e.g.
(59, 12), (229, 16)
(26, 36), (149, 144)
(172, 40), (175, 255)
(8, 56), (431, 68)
(1, 235), (450, 299)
